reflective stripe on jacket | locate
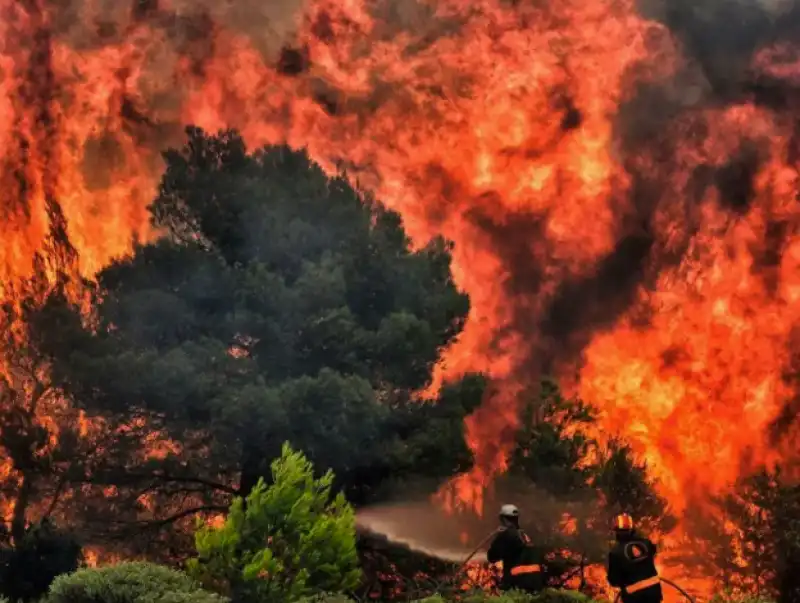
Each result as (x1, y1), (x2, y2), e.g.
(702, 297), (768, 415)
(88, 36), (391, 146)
(511, 564), (542, 576)
(626, 576), (660, 594)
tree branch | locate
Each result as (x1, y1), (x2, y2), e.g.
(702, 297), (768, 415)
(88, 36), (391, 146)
(126, 472), (238, 495)
(112, 505), (228, 533)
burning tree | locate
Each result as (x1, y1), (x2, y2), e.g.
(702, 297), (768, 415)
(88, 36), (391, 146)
(692, 467), (800, 603)
(0, 199), (82, 544)
(0, 201), (92, 599)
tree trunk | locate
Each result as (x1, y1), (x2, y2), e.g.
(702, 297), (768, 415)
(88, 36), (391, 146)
(238, 445), (264, 502)
(11, 471), (33, 545)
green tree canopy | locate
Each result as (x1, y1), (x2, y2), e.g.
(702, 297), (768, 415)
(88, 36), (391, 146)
(29, 127), (472, 552)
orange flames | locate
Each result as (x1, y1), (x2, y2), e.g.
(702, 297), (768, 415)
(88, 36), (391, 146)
(1, 0), (800, 588)
(580, 101), (800, 513)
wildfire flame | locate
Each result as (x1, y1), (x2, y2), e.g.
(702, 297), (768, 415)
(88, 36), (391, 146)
(2, 0), (800, 593)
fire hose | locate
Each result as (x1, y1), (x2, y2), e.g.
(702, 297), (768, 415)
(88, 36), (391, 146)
(452, 529), (695, 603)
(614, 578), (695, 603)
(452, 528), (502, 580)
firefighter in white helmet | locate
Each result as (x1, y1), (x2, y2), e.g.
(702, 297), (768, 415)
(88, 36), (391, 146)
(486, 504), (545, 593)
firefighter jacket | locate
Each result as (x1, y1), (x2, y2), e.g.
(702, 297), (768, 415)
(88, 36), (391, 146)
(486, 526), (545, 592)
(607, 532), (663, 603)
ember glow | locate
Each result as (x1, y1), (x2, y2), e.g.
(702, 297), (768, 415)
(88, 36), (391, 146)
(2, 0), (800, 589)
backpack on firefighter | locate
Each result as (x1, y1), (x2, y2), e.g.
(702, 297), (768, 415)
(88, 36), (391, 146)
(508, 528), (546, 592)
(486, 504), (546, 593)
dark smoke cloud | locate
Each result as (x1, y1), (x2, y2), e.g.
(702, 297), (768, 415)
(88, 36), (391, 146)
(604, 0), (800, 461)
(615, 0), (800, 279)
(636, 0), (800, 98)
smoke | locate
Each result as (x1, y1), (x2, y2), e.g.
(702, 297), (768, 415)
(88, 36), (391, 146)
(40, 0), (308, 143)
(615, 0), (800, 323)
(636, 0), (800, 97)
(45, 0), (307, 60)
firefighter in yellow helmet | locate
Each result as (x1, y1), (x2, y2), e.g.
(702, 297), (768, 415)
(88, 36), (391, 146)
(607, 514), (663, 603)
(486, 504), (545, 593)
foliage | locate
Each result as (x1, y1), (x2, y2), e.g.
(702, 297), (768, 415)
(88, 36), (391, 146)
(710, 594), (777, 603)
(29, 127), (472, 555)
(45, 561), (226, 603)
(296, 593), (359, 603)
(509, 379), (598, 498)
(0, 518), (82, 602)
(592, 440), (675, 535)
(362, 373), (485, 502)
(188, 443), (361, 603)
(303, 589), (595, 603)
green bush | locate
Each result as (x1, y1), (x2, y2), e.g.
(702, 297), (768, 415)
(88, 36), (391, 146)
(187, 443), (361, 603)
(458, 590), (594, 603)
(532, 589), (593, 603)
(297, 594), (358, 603)
(710, 595), (776, 603)
(44, 561), (226, 603)
(296, 593), (592, 603)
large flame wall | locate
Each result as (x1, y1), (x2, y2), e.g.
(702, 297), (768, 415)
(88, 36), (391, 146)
(2, 0), (800, 519)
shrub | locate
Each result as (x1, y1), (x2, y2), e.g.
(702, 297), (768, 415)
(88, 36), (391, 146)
(266, 590), (599, 603)
(0, 519), (82, 602)
(459, 590), (593, 603)
(296, 593), (593, 603)
(45, 561), (226, 603)
(532, 588), (593, 603)
(187, 443), (361, 603)
(710, 595), (777, 603)
(297, 594), (358, 603)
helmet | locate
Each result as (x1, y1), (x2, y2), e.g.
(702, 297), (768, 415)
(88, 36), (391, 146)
(499, 504), (520, 519)
(613, 513), (634, 531)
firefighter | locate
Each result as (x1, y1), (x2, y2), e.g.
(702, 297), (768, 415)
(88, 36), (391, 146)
(607, 513), (663, 603)
(486, 504), (545, 593)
